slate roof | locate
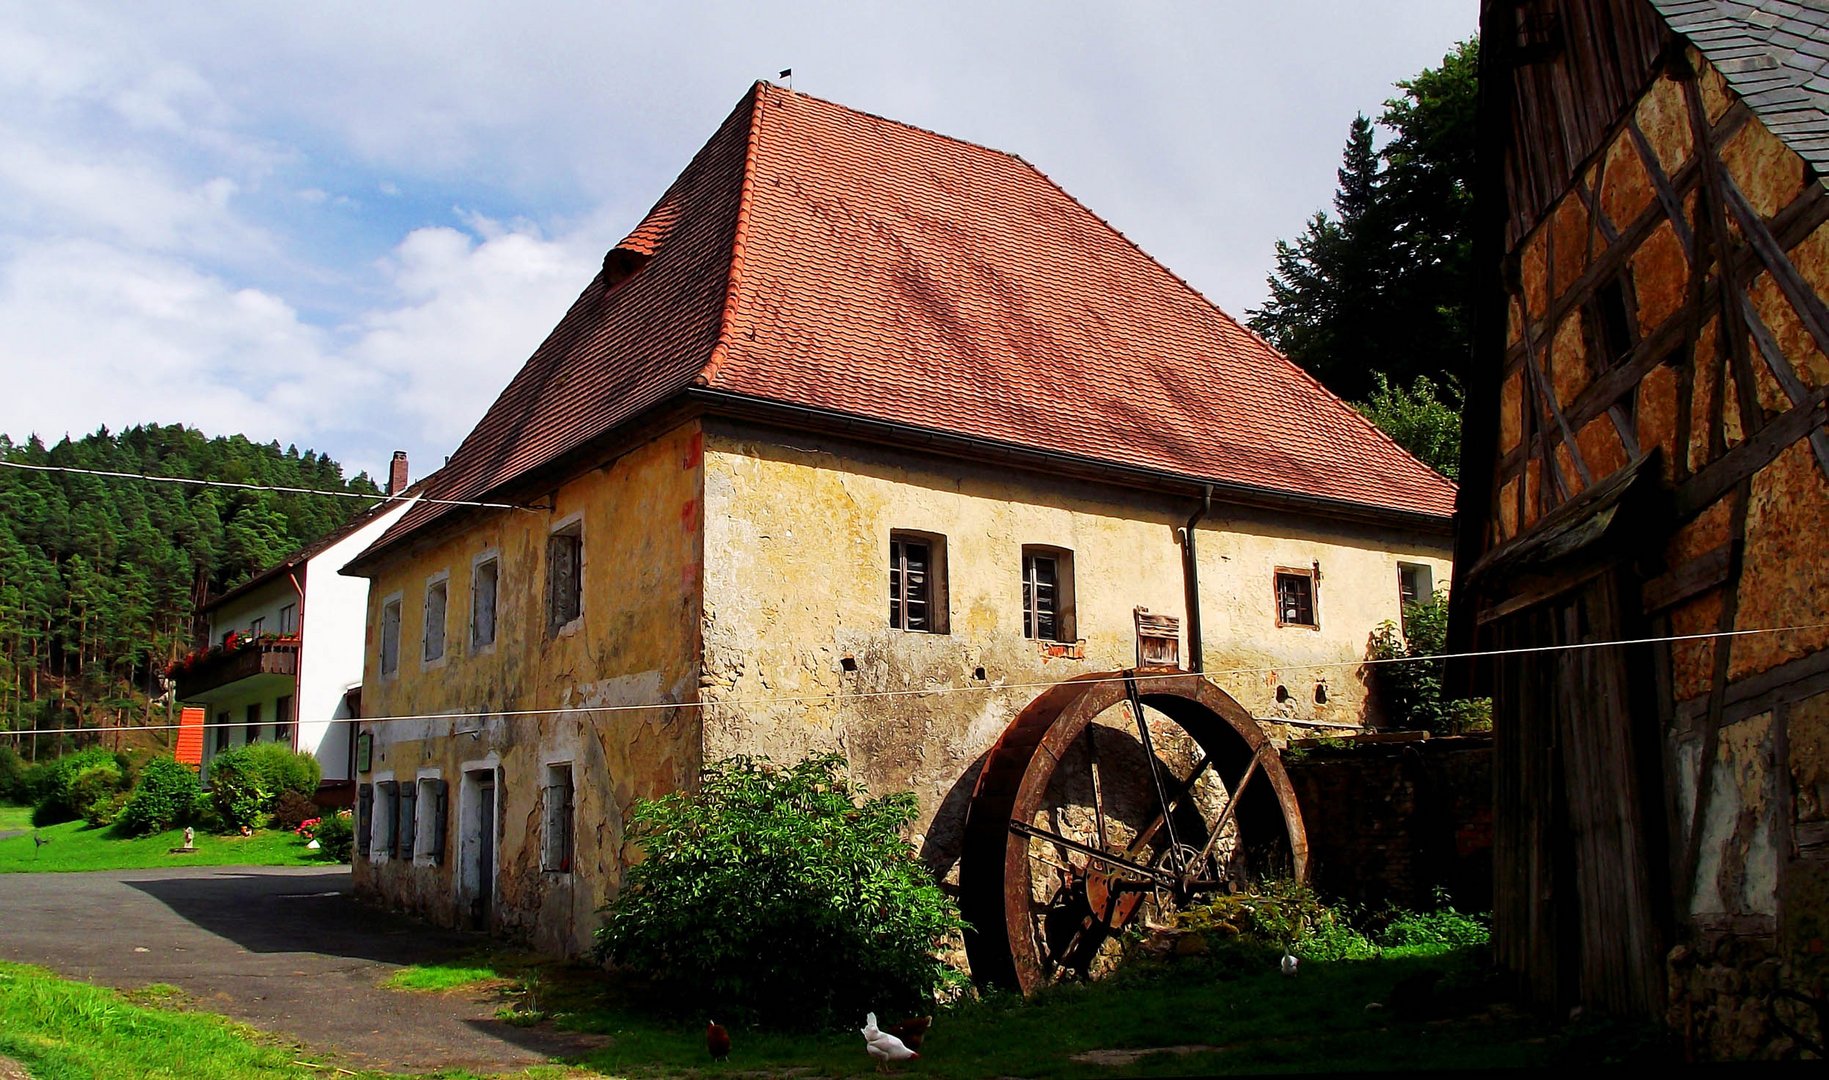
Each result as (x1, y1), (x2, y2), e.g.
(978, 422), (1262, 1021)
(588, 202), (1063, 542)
(355, 84), (1457, 567)
(1652, 0), (1829, 174)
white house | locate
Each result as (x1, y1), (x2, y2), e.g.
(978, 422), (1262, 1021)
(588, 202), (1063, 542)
(173, 452), (417, 803)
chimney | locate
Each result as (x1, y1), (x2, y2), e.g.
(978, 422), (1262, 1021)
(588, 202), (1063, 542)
(388, 451), (409, 497)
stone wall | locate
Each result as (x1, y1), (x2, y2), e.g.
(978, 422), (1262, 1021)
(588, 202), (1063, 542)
(1282, 735), (1493, 913)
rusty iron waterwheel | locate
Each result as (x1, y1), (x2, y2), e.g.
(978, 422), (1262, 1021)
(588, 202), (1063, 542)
(959, 669), (1308, 994)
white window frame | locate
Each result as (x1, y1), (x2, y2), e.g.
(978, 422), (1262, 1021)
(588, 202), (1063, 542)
(414, 769), (444, 865)
(370, 772), (397, 863)
(888, 530), (948, 634)
(422, 570), (450, 667)
(1021, 545), (1077, 643)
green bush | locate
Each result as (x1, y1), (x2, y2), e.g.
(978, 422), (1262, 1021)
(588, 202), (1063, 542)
(314, 811), (354, 862)
(1179, 879), (1379, 962)
(0, 746), (27, 803)
(32, 748), (125, 826)
(594, 753), (965, 1028)
(269, 790), (318, 831)
(206, 744), (320, 830)
(117, 758), (203, 837)
(1373, 891), (1490, 950)
(1367, 591), (1493, 735)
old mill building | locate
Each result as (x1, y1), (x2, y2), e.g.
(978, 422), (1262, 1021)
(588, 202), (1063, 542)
(339, 83), (1458, 959)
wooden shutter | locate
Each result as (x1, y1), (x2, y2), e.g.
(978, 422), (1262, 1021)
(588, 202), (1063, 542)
(400, 781), (418, 858)
(356, 784), (373, 856)
(377, 781), (398, 857)
(429, 779), (449, 865)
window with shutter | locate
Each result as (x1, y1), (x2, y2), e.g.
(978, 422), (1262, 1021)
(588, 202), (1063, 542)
(426, 778), (449, 864)
(399, 781), (417, 858)
(356, 784), (373, 857)
(423, 576), (448, 662)
(548, 523), (583, 632)
(471, 557), (498, 650)
(375, 781), (398, 857)
(542, 764), (575, 873)
(379, 596), (402, 676)
(1275, 569), (1319, 628)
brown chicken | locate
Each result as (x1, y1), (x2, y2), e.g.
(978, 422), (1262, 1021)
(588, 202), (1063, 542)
(707, 1020), (731, 1061)
(884, 1016), (932, 1052)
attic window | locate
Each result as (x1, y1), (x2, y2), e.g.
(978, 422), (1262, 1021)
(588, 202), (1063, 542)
(1585, 275), (1638, 423)
(601, 247), (651, 292)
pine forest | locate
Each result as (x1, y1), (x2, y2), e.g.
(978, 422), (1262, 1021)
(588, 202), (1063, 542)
(0, 425), (381, 757)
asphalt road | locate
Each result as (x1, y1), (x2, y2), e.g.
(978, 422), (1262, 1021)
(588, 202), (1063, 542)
(0, 865), (602, 1074)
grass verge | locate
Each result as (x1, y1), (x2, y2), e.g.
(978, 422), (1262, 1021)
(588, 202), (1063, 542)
(384, 962), (508, 993)
(492, 942), (1550, 1077)
(0, 961), (314, 1079)
(0, 803), (33, 831)
(0, 819), (338, 873)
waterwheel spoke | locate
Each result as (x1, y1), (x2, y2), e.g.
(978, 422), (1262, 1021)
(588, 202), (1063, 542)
(1123, 674), (1184, 856)
(1185, 745), (1268, 887)
(1086, 724), (1110, 854)
(1008, 819), (1172, 885)
(1122, 750), (1215, 859)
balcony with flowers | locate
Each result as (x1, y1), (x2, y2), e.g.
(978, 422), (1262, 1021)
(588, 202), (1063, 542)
(167, 630), (301, 702)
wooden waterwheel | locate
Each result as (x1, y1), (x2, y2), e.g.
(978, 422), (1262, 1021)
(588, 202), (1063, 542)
(959, 669), (1308, 994)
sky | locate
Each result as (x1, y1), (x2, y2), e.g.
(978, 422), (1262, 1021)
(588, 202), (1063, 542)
(0, 2), (1476, 485)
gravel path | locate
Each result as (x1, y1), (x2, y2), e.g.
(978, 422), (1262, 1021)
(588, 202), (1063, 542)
(0, 865), (603, 1074)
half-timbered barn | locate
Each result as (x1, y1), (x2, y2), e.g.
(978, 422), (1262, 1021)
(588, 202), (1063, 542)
(1457, 0), (1829, 1058)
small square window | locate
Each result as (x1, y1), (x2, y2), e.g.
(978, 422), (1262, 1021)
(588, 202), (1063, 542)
(889, 531), (948, 633)
(1275, 570), (1318, 628)
(548, 523), (583, 633)
(1022, 546), (1076, 642)
(379, 596), (402, 676)
(423, 576), (448, 663)
(472, 557), (498, 650)
(543, 763), (575, 873)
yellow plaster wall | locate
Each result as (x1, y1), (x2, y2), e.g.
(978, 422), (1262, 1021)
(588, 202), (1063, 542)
(350, 423), (705, 956)
(698, 423), (1452, 883)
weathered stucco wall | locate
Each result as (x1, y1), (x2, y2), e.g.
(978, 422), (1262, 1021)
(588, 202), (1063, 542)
(698, 421), (1452, 884)
(351, 423), (705, 956)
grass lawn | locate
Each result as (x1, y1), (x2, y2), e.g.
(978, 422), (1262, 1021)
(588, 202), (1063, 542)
(419, 943), (1563, 1077)
(0, 818), (340, 873)
(0, 961), (321, 1079)
(0, 803), (32, 831)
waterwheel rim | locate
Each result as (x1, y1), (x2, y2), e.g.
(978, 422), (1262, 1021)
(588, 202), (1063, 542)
(959, 669), (1308, 994)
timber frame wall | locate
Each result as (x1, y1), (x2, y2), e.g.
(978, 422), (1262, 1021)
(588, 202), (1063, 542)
(1458, 0), (1829, 1057)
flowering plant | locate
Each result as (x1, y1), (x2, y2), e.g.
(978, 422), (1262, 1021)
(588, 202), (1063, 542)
(296, 817), (322, 841)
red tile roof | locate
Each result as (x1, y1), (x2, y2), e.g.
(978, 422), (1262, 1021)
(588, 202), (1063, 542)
(358, 83), (1455, 565)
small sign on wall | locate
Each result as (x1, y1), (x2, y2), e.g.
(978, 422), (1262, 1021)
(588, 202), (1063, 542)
(355, 731), (373, 774)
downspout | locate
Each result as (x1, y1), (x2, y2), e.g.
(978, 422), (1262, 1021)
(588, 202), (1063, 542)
(287, 569), (305, 755)
(1179, 485), (1213, 673)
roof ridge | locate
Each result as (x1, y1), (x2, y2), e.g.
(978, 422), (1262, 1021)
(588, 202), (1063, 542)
(754, 81), (1032, 169)
(698, 82), (767, 389)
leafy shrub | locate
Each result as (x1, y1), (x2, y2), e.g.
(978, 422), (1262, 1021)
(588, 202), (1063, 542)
(235, 743), (321, 800)
(79, 779), (131, 828)
(0, 746), (28, 804)
(269, 790), (319, 831)
(117, 757), (203, 837)
(594, 753), (965, 1028)
(314, 810), (354, 862)
(1367, 591), (1493, 735)
(1179, 879), (1378, 962)
(207, 744), (319, 829)
(1373, 890), (1490, 950)
(32, 749), (125, 826)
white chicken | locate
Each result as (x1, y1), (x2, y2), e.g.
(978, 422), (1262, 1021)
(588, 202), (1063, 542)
(1280, 951), (1299, 977)
(862, 1011), (920, 1072)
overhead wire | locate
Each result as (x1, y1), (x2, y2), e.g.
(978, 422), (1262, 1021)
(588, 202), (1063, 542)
(9, 620), (1823, 737)
(0, 459), (539, 511)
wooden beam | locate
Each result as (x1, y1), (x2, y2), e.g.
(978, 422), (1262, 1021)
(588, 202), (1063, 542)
(1675, 386), (1829, 519)
(1641, 543), (1731, 613)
